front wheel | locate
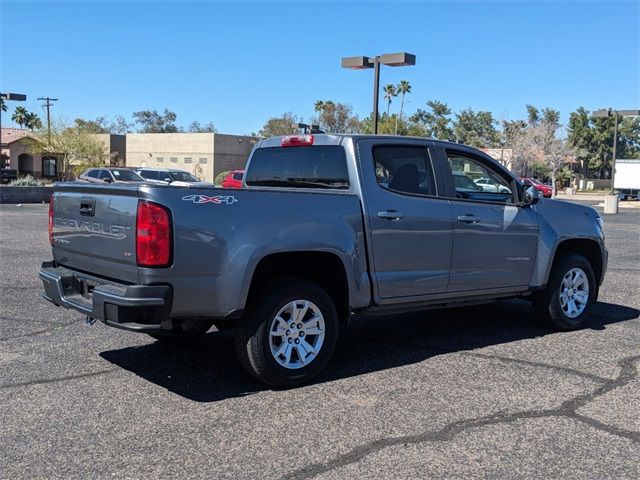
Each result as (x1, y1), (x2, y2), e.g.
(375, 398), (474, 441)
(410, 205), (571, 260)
(533, 253), (596, 330)
(235, 279), (339, 387)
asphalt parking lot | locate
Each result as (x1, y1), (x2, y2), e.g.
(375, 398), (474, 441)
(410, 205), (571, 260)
(1, 201), (638, 479)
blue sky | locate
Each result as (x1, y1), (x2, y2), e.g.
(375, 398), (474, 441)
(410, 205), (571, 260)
(1, 0), (638, 134)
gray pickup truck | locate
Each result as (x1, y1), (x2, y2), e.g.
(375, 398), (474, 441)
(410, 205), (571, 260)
(40, 134), (607, 386)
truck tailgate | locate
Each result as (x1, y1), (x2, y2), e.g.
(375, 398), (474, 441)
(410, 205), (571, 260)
(51, 183), (140, 283)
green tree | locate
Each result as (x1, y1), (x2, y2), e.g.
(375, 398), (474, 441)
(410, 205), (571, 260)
(395, 80), (412, 135)
(22, 120), (109, 180)
(453, 108), (500, 147)
(258, 112), (300, 137)
(24, 112), (42, 130)
(567, 107), (640, 178)
(313, 101), (360, 133)
(187, 121), (217, 133)
(383, 84), (396, 117)
(132, 109), (178, 133)
(0, 98), (6, 113)
(74, 117), (110, 133)
(11, 106), (29, 128)
(410, 100), (455, 141)
(109, 115), (132, 135)
(12, 107), (42, 130)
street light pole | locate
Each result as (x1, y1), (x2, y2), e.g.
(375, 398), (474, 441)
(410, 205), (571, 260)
(372, 56), (380, 134)
(341, 52), (415, 135)
(611, 111), (619, 193)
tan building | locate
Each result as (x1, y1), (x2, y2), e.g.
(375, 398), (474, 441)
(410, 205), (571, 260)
(1, 128), (125, 178)
(481, 147), (514, 171)
(125, 133), (257, 182)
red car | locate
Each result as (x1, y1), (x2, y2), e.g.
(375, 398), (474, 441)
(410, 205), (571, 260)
(520, 177), (552, 198)
(222, 170), (244, 189)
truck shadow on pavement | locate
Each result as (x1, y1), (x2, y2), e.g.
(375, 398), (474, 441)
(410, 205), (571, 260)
(99, 300), (638, 402)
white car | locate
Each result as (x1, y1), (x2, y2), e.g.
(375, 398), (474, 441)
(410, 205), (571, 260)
(474, 177), (511, 194)
(135, 168), (205, 186)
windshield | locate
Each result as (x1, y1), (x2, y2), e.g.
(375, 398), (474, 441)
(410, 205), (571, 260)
(169, 171), (200, 182)
(246, 146), (349, 189)
(111, 169), (144, 181)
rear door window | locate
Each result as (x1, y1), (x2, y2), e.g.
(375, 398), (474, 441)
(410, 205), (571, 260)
(372, 145), (437, 196)
(246, 146), (349, 189)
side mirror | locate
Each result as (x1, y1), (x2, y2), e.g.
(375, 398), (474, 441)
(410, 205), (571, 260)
(523, 185), (540, 206)
(103, 177), (113, 183)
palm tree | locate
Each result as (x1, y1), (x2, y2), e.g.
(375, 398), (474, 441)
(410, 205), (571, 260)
(314, 100), (325, 113)
(0, 98), (6, 113)
(395, 80), (412, 134)
(11, 106), (29, 128)
(25, 112), (43, 130)
(383, 84), (396, 117)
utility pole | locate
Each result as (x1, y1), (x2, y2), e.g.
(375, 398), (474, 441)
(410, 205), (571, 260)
(37, 96), (58, 141)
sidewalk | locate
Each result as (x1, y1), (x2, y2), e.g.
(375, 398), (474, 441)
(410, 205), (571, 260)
(555, 192), (640, 208)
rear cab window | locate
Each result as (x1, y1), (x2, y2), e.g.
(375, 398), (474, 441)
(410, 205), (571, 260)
(246, 146), (349, 189)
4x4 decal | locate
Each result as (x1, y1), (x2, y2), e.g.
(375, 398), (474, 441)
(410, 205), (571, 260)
(182, 194), (238, 205)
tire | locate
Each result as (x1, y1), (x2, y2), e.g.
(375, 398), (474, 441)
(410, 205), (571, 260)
(235, 278), (339, 387)
(533, 253), (596, 330)
(147, 319), (213, 342)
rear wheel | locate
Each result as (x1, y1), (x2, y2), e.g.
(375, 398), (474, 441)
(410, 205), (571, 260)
(533, 253), (596, 330)
(235, 279), (339, 387)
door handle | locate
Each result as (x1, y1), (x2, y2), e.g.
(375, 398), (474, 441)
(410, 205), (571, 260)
(457, 214), (479, 224)
(378, 210), (404, 220)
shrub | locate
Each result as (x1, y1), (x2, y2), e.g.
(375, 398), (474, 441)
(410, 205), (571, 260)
(9, 175), (46, 187)
(214, 170), (230, 186)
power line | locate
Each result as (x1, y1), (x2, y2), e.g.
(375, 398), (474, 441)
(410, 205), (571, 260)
(37, 96), (58, 141)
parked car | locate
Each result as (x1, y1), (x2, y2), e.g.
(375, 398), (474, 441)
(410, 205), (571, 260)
(474, 177), (512, 194)
(77, 168), (144, 184)
(41, 134), (606, 387)
(222, 170), (244, 188)
(135, 168), (204, 186)
(520, 177), (552, 198)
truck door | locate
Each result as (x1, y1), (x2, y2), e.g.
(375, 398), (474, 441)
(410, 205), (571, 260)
(440, 147), (538, 292)
(357, 139), (453, 301)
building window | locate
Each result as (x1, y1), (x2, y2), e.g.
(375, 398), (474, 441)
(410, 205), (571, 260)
(42, 157), (57, 177)
(157, 157), (164, 163)
(184, 157), (193, 164)
(199, 157), (208, 164)
(170, 157), (178, 163)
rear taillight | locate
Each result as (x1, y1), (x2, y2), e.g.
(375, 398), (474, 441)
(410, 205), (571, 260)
(281, 134), (314, 147)
(48, 195), (54, 245)
(136, 200), (172, 267)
